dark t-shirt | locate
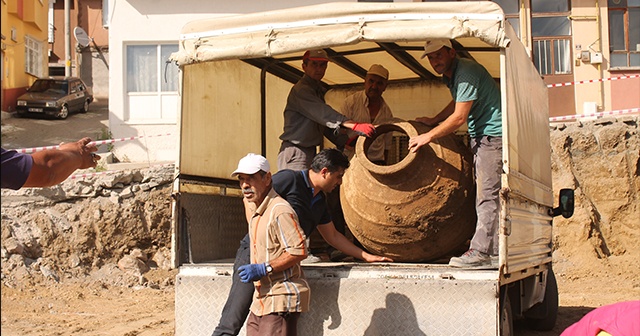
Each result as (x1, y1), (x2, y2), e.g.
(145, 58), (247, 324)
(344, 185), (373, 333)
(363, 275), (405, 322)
(1, 148), (33, 190)
(272, 169), (332, 237)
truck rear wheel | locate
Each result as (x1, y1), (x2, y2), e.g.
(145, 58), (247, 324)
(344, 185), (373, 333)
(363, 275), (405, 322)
(500, 289), (513, 336)
(525, 268), (559, 331)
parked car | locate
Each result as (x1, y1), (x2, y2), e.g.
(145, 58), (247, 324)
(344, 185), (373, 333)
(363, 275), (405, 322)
(16, 77), (93, 119)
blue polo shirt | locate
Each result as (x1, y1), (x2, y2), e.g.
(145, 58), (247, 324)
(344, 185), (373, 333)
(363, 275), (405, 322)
(272, 169), (332, 237)
(1, 148), (33, 190)
(443, 58), (502, 137)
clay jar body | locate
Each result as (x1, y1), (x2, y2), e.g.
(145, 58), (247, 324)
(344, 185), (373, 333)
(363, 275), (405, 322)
(341, 121), (476, 262)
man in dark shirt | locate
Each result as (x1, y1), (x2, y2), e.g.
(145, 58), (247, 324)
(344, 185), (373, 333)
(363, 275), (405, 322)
(278, 49), (376, 170)
(212, 149), (393, 336)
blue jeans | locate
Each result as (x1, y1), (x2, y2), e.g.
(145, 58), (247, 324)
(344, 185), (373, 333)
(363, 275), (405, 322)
(212, 234), (253, 336)
(469, 136), (502, 256)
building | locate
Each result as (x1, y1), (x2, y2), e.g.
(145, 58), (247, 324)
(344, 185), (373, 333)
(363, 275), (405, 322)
(1, 0), (49, 112)
(108, 0), (639, 163)
(107, 0), (352, 163)
(493, 0), (639, 117)
(48, 0), (109, 100)
(1, 0), (109, 112)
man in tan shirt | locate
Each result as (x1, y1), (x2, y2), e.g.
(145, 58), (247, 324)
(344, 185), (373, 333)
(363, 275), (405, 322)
(340, 64), (394, 165)
(232, 153), (310, 336)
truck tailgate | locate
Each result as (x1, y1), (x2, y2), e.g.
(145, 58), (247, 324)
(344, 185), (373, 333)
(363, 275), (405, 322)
(175, 263), (500, 335)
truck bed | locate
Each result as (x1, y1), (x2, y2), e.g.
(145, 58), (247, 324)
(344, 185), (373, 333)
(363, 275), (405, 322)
(175, 263), (500, 335)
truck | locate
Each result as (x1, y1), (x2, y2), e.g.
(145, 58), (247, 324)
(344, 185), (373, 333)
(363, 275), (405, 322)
(169, 2), (575, 335)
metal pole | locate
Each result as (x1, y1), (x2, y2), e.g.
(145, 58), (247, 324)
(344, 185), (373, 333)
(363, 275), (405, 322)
(64, 0), (71, 76)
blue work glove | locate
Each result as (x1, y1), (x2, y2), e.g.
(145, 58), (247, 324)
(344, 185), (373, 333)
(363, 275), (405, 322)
(238, 263), (267, 283)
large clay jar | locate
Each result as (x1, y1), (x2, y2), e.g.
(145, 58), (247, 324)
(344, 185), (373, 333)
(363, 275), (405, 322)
(341, 120), (476, 262)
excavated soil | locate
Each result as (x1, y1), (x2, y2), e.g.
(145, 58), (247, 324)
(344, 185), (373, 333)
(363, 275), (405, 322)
(1, 116), (639, 335)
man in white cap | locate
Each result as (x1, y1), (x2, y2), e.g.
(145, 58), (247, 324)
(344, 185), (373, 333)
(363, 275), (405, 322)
(408, 39), (502, 269)
(213, 149), (392, 336)
(340, 64), (395, 164)
(278, 49), (377, 171)
(231, 153), (309, 336)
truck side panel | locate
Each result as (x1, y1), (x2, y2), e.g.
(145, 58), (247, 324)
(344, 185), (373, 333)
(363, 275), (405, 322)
(175, 265), (499, 336)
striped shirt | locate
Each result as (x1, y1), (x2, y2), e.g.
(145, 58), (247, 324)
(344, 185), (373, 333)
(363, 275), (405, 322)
(249, 188), (310, 316)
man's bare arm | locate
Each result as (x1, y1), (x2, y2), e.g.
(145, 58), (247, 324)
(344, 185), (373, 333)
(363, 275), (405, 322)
(317, 223), (393, 262)
(24, 137), (99, 187)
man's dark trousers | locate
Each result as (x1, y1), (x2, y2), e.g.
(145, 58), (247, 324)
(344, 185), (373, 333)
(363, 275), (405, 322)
(212, 234), (253, 336)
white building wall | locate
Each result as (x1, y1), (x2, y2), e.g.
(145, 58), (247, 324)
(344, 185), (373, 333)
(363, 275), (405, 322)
(109, 0), (423, 163)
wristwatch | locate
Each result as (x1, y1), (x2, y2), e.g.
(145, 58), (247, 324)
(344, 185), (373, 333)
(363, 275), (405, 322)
(265, 262), (273, 274)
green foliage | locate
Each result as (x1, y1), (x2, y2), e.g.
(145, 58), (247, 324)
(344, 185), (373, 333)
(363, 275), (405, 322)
(97, 127), (114, 152)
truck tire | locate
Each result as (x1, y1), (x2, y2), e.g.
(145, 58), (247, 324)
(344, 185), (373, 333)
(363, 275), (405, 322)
(500, 289), (513, 336)
(525, 269), (559, 331)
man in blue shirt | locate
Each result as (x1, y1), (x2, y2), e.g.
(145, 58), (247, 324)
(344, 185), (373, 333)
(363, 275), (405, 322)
(408, 39), (502, 269)
(212, 149), (392, 336)
(1, 137), (99, 190)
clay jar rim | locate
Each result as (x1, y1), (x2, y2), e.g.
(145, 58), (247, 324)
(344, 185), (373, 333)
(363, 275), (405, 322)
(355, 121), (419, 175)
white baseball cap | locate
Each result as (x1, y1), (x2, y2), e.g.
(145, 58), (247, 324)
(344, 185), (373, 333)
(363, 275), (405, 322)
(421, 39), (453, 59)
(231, 153), (270, 177)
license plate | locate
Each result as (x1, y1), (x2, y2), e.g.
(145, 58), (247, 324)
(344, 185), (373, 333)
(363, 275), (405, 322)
(28, 108), (43, 112)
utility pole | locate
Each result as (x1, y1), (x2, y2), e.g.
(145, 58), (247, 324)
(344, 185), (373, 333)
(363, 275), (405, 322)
(64, 0), (71, 76)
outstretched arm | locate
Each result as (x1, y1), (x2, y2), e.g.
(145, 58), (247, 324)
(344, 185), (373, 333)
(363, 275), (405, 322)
(24, 137), (99, 187)
(415, 100), (455, 126)
(317, 223), (393, 262)
(408, 101), (472, 153)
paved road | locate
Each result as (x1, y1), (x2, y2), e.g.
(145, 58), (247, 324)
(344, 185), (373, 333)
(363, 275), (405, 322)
(1, 100), (109, 151)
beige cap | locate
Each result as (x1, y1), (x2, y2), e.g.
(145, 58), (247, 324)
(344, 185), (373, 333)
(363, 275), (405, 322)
(366, 64), (389, 80)
(421, 39), (453, 59)
(303, 49), (329, 61)
(231, 153), (270, 177)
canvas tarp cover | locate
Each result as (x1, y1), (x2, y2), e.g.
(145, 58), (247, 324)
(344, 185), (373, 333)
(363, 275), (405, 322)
(172, 1), (553, 206)
(172, 2), (509, 65)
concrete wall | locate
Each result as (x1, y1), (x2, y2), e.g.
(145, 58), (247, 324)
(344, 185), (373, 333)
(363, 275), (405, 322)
(79, 48), (109, 100)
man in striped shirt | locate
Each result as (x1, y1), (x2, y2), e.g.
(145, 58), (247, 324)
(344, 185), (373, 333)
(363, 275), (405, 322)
(232, 153), (309, 336)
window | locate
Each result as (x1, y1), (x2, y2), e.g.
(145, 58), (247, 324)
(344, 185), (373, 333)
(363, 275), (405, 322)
(531, 0), (572, 75)
(534, 39), (572, 75)
(25, 35), (44, 77)
(608, 0), (640, 67)
(125, 44), (179, 121)
(102, 0), (109, 28)
(126, 44), (178, 93)
(48, 1), (54, 43)
(492, 0), (521, 38)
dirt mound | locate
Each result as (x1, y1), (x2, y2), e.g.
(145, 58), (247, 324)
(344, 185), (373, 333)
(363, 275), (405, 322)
(1, 165), (175, 289)
(550, 116), (640, 296)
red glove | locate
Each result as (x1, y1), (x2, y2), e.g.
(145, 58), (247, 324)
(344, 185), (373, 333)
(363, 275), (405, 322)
(352, 123), (376, 137)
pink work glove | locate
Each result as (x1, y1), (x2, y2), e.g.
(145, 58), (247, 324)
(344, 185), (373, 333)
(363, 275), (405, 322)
(352, 123), (376, 137)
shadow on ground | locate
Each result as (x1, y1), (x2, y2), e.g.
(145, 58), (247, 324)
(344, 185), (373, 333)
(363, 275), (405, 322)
(514, 305), (593, 335)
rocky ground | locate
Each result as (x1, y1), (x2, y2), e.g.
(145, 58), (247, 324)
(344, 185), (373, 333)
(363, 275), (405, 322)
(1, 115), (639, 335)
